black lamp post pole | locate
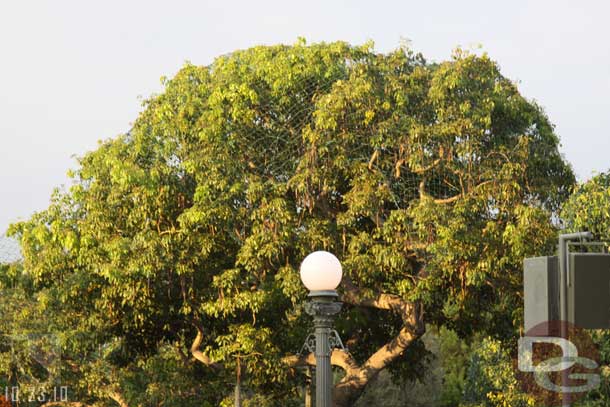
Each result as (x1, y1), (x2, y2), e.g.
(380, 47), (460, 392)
(305, 291), (342, 407)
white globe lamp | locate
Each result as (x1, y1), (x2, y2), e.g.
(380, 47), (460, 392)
(300, 250), (343, 295)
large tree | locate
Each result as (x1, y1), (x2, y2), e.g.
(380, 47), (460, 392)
(8, 41), (574, 406)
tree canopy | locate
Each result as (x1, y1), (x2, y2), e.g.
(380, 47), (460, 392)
(5, 40), (574, 406)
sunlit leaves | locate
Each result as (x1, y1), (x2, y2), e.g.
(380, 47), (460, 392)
(562, 172), (610, 240)
(5, 41), (575, 404)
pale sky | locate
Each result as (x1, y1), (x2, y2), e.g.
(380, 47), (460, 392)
(1, 0), (609, 235)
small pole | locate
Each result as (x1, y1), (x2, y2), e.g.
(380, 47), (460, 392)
(558, 232), (592, 407)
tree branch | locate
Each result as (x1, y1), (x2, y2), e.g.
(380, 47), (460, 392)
(332, 279), (425, 406)
(190, 321), (222, 369)
(282, 349), (360, 377)
(419, 178), (494, 204)
(107, 390), (129, 407)
(412, 158), (442, 174)
(341, 278), (416, 318)
(360, 326), (420, 378)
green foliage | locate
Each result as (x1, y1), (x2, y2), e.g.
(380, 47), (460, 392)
(5, 40), (574, 404)
(438, 327), (472, 406)
(562, 172), (610, 240)
(119, 343), (222, 407)
(461, 337), (535, 407)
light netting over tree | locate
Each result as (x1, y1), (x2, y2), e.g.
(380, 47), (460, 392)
(6, 41), (575, 406)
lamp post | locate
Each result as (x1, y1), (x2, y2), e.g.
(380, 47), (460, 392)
(300, 251), (343, 407)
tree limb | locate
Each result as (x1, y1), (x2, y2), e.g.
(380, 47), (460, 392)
(341, 278), (415, 318)
(282, 349), (360, 377)
(419, 178), (494, 204)
(360, 326), (419, 378)
(107, 391), (129, 407)
(331, 279), (425, 406)
(190, 321), (222, 369)
(412, 158), (442, 174)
